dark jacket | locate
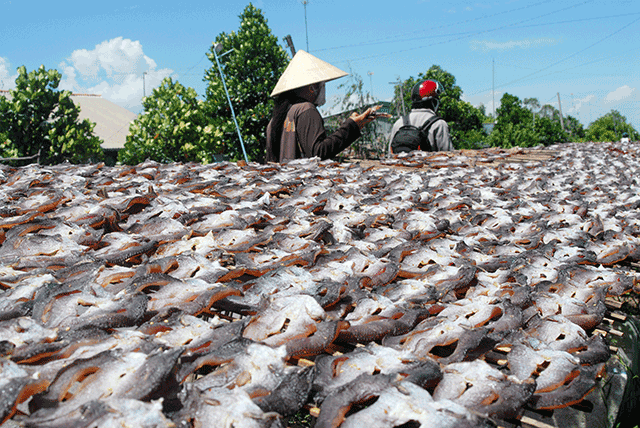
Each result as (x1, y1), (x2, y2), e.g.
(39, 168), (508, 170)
(266, 101), (361, 163)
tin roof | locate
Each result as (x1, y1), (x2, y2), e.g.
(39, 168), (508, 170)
(0, 90), (136, 150)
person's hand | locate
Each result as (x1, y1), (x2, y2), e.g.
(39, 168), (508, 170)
(350, 105), (391, 130)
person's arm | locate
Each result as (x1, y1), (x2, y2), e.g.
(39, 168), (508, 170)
(297, 107), (362, 160)
(432, 120), (453, 151)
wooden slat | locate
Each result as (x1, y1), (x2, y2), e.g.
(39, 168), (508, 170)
(605, 298), (623, 309)
(306, 405), (320, 418)
(520, 415), (557, 428)
(608, 329), (624, 337)
(609, 312), (627, 322)
(297, 358), (315, 367)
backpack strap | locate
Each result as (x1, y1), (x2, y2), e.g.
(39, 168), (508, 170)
(418, 115), (443, 152)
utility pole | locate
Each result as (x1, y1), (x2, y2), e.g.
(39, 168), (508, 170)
(143, 72), (147, 98)
(389, 80), (406, 117)
(283, 35), (296, 56)
(302, 1), (309, 51)
(492, 58), (495, 120)
(367, 71), (374, 100)
(557, 92), (565, 131)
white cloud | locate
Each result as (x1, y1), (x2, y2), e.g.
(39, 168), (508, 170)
(0, 57), (17, 90)
(58, 62), (79, 90)
(605, 85), (636, 103)
(462, 91), (504, 118)
(470, 38), (558, 52)
(70, 37), (155, 80)
(571, 94), (594, 108)
(561, 94), (601, 125)
(59, 37), (174, 112)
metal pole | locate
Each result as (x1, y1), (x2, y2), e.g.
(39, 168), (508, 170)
(283, 35), (296, 56)
(389, 79), (406, 117)
(492, 58), (495, 120)
(557, 92), (565, 131)
(400, 81), (406, 117)
(214, 44), (249, 162)
(367, 71), (374, 100)
(302, 1), (309, 51)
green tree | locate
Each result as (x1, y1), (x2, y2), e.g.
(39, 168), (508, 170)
(0, 65), (103, 165)
(490, 93), (568, 147)
(539, 104), (561, 121)
(391, 65), (486, 150)
(476, 104), (495, 124)
(331, 69), (389, 159)
(586, 110), (639, 142)
(534, 115), (567, 146)
(487, 121), (540, 148)
(203, 3), (289, 162)
(523, 97), (541, 114)
(495, 93), (532, 131)
(119, 77), (215, 165)
(564, 115), (586, 141)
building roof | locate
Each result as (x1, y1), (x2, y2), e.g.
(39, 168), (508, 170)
(0, 90), (136, 150)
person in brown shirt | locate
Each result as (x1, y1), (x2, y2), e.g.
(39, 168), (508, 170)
(266, 50), (384, 163)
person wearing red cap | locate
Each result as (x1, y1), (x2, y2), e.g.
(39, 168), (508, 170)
(389, 79), (453, 154)
(266, 50), (385, 163)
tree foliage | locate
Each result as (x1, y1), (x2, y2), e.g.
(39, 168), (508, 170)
(119, 78), (215, 165)
(586, 110), (639, 142)
(0, 65), (103, 165)
(391, 65), (486, 149)
(533, 116), (567, 146)
(495, 93), (532, 130)
(563, 115), (585, 141)
(203, 3), (289, 162)
(332, 70), (388, 159)
(489, 93), (569, 148)
(486, 122), (541, 148)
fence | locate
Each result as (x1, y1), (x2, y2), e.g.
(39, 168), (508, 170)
(0, 149), (41, 164)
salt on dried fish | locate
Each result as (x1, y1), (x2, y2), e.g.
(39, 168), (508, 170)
(433, 360), (536, 419)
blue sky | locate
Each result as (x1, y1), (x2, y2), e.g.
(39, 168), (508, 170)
(2, 0), (639, 131)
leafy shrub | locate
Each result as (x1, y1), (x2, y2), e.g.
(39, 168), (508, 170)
(0, 65), (103, 164)
(119, 78), (215, 165)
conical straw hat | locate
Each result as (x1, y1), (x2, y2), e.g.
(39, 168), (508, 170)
(270, 50), (348, 97)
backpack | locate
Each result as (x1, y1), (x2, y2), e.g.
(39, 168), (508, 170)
(390, 115), (443, 153)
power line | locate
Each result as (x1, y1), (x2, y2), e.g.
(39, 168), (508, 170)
(330, 0), (596, 65)
(313, 0), (560, 53)
(469, 15), (640, 96)
(515, 12), (640, 29)
(495, 43), (640, 74)
(179, 54), (208, 76)
(494, 62), (537, 71)
(555, 45), (640, 73)
(326, 11), (637, 55)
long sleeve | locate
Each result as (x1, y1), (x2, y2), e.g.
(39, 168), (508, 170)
(277, 102), (360, 161)
(296, 107), (361, 160)
(430, 120), (453, 151)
